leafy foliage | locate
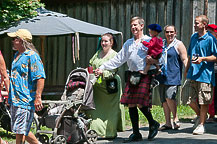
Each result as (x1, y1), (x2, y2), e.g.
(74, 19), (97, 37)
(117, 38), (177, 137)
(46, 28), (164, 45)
(0, 0), (44, 29)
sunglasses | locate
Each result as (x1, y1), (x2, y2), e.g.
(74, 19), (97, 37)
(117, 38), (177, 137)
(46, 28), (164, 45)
(12, 37), (20, 41)
(165, 31), (175, 34)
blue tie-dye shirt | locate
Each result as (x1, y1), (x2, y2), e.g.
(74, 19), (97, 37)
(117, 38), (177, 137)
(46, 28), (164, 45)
(9, 50), (46, 110)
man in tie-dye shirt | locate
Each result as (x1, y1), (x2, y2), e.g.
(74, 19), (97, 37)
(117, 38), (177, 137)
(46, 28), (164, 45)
(7, 29), (46, 144)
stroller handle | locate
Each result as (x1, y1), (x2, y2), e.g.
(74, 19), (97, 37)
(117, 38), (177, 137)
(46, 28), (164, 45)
(42, 100), (69, 104)
(89, 74), (97, 85)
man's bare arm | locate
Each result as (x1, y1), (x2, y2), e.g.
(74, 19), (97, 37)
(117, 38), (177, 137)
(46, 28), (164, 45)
(34, 78), (45, 111)
(192, 55), (217, 64)
(184, 56), (191, 79)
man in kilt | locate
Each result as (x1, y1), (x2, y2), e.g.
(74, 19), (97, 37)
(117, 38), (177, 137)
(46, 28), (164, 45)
(95, 16), (160, 142)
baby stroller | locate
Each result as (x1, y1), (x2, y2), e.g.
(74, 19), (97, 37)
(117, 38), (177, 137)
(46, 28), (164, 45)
(0, 96), (11, 132)
(0, 92), (39, 135)
(0, 70), (11, 132)
(36, 68), (98, 144)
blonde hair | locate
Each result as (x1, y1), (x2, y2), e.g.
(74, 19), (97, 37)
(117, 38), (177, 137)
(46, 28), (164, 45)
(196, 15), (209, 25)
(130, 16), (144, 25)
(22, 39), (39, 54)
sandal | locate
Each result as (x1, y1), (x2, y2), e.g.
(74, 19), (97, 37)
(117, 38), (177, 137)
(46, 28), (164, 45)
(173, 121), (180, 130)
(158, 124), (172, 131)
(206, 117), (215, 123)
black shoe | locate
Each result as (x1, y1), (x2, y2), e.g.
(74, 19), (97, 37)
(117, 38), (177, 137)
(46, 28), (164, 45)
(123, 133), (142, 143)
(148, 121), (160, 140)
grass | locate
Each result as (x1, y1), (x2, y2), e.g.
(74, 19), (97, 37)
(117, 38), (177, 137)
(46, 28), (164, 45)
(124, 105), (195, 127)
(0, 129), (15, 142)
(0, 126), (51, 142)
(0, 105), (195, 142)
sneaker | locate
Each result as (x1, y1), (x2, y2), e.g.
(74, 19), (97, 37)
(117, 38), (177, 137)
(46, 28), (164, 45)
(192, 116), (200, 130)
(193, 124), (205, 135)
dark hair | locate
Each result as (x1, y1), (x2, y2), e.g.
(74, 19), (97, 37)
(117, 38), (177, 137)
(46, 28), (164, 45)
(101, 33), (117, 50)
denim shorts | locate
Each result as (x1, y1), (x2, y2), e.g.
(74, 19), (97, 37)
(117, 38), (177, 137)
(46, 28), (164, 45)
(159, 84), (178, 103)
(10, 105), (34, 136)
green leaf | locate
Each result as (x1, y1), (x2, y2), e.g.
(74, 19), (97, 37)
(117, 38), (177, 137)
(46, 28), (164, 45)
(0, 0), (45, 29)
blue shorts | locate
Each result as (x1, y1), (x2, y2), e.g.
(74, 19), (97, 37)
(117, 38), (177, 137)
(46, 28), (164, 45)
(10, 105), (34, 136)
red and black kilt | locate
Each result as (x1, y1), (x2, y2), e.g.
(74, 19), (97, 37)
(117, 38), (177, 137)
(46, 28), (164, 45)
(120, 74), (152, 107)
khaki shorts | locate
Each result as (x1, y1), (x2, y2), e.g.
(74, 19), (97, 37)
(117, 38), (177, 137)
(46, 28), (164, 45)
(187, 80), (213, 105)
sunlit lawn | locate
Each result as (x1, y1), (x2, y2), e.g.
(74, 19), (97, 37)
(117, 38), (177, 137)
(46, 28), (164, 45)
(124, 105), (195, 127)
(0, 126), (51, 142)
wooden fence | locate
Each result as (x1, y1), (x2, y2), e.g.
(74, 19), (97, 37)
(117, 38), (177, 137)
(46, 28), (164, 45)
(0, 0), (217, 103)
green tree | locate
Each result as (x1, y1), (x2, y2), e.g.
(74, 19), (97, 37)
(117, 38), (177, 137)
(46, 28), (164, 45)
(0, 0), (44, 29)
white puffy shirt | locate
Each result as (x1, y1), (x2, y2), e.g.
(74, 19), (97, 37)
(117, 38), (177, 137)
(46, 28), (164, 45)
(99, 35), (152, 71)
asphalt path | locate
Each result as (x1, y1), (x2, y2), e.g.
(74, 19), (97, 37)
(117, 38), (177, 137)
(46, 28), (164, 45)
(7, 120), (217, 144)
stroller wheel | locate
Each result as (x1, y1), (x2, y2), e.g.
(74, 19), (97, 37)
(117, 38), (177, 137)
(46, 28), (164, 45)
(39, 134), (49, 144)
(49, 136), (54, 144)
(86, 129), (98, 144)
(54, 135), (67, 144)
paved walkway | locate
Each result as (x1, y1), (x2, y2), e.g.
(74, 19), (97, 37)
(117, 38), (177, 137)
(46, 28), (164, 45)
(7, 121), (217, 144)
(96, 122), (217, 144)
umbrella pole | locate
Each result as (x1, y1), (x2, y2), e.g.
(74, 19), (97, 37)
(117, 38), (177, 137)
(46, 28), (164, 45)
(40, 36), (46, 63)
